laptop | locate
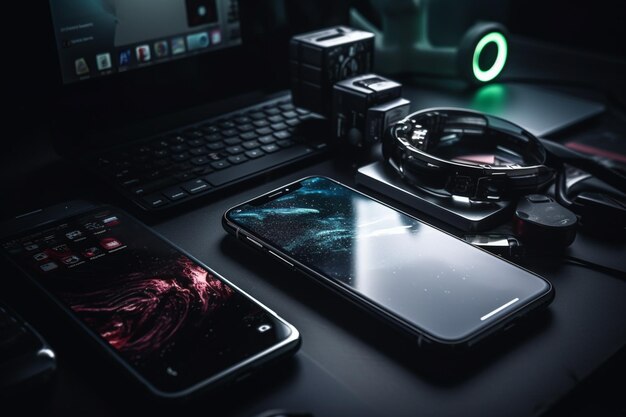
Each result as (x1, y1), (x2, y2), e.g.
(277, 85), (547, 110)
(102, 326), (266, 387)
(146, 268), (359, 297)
(40, 0), (327, 213)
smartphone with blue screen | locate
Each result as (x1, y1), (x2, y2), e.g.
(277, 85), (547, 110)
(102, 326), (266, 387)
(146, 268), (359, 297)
(223, 176), (554, 349)
(0, 201), (300, 399)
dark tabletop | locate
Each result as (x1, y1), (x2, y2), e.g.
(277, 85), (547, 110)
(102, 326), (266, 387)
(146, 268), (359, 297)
(1, 40), (626, 416)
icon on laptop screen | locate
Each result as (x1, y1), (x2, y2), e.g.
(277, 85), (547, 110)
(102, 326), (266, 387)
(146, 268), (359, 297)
(154, 41), (169, 58)
(171, 37), (186, 55)
(136, 45), (151, 63)
(96, 53), (112, 70)
(75, 58), (90, 75)
(119, 49), (132, 66)
(187, 32), (209, 51)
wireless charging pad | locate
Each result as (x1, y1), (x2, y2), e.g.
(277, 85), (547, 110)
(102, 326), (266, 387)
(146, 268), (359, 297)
(356, 161), (514, 232)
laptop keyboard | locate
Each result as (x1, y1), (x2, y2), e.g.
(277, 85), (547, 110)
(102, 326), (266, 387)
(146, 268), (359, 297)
(90, 95), (327, 212)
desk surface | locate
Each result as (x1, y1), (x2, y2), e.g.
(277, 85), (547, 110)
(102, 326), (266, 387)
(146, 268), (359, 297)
(1, 85), (625, 417)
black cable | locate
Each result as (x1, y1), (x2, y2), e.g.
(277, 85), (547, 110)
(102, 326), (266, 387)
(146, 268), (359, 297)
(561, 255), (626, 280)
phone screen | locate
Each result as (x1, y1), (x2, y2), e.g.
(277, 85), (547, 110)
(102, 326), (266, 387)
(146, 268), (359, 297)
(227, 177), (552, 344)
(1, 208), (293, 394)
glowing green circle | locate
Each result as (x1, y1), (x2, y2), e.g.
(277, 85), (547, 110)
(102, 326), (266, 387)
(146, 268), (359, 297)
(472, 32), (508, 83)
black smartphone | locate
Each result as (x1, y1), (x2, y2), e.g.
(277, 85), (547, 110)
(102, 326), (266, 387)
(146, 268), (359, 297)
(0, 201), (300, 399)
(223, 176), (554, 349)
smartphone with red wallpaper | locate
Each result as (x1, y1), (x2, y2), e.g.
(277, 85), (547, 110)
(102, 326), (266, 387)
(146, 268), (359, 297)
(0, 201), (300, 399)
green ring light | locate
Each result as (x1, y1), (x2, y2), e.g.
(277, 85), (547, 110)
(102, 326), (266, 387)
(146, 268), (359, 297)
(472, 31), (508, 83)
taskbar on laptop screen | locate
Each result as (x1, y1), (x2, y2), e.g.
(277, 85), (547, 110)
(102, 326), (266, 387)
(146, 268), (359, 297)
(49, 0), (241, 84)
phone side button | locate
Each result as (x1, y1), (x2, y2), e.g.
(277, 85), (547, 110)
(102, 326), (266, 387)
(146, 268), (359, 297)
(246, 236), (263, 248)
(268, 251), (294, 267)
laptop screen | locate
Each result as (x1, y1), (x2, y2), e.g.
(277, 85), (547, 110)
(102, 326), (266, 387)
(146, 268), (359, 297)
(49, 0), (241, 84)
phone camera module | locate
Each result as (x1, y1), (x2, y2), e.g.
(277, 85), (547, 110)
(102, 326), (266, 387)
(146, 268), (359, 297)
(257, 324), (272, 333)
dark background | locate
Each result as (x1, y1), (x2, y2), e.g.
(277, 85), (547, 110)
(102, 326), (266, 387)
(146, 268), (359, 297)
(2, 1), (625, 416)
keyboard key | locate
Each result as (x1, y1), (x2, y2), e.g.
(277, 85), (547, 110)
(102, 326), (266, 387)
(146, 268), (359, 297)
(169, 135), (186, 144)
(271, 122), (288, 131)
(152, 139), (170, 148)
(182, 179), (211, 194)
(188, 138), (204, 147)
(174, 172), (194, 182)
(171, 153), (190, 162)
(189, 147), (207, 156)
(274, 130), (291, 140)
(191, 156), (210, 165)
(121, 178), (141, 187)
(279, 103), (295, 111)
(296, 108), (310, 115)
(252, 119), (269, 127)
(258, 135), (275, 144)
(261, 144), (280, 153)
(224, 137), (242, 146)
(242, 140), (260, 150)
(268, 115), (283, 124)
(226, 145), (244, 155)
(277, 139), (294, 148)
(220, 120), (236, 129)
(286, 119), (300, 127)
(245, 149), (264, 158)
(235, 116), (252, 124)
(143, 169), (165, 181)
(132, 177), (177, 195)
(202, 125), (220, 134)
(205, 133), (222, 142)
(130, 186), (146, 195)
(256, 127), (273, 136)
(228, 154), (248, 164)
(170, 144), (187, 153)
(240, 131), (257, 141)
(222, 128), (238, 137)
(249, 112), (265, 120)
(207, 142), (225, 151)
(134, 145), (151, 154)
(143, 194), (169, 208)
(283, 110), (298, 119)
(163, 187), (188, 201)
(238, 123), (255, 132)
(211, 160), (231, 170)
(265, 107), (281, 116)
(175, 162), (192, 172)
(185, 130), (204, 139)
(192, 166), (214, 176)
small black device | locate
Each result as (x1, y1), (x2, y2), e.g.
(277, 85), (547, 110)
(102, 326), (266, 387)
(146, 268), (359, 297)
(383, 108), (556, 202)
(555, 167), (626, 234)
(332, 74), (411, 147)
(514, 194), (578, 248)
(463, 235), (525, 260)
(0, 300), (56, 395)
(290, 26), (375, 116)
(0, 201), (300, 399)
(223, 176), (554, 349)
